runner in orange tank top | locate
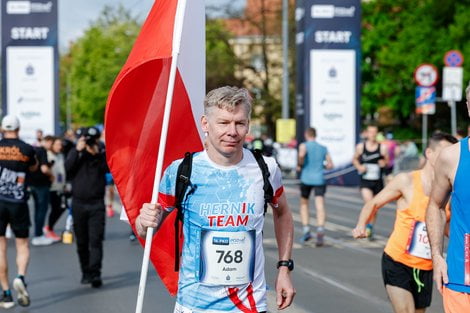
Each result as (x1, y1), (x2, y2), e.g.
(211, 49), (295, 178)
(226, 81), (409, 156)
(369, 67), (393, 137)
(353, 132), (457, 313)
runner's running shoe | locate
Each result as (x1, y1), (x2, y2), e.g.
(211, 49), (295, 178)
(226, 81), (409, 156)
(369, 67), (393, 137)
(299, 231), (312, 244)
(0, 291), (14, 309)
(31, 235), (54, 246)
(13, 276), (30, 307)
(316, 232), (325, 247)
(43, 227), (61, 242)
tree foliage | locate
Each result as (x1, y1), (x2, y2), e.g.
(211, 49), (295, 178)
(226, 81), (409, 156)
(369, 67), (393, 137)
(362, 0), (470, 128)
(222, 0), (296, 136)
(60, 7), (241, 127)
(206, 19), (241, 91)
(60, 6), (141, 127)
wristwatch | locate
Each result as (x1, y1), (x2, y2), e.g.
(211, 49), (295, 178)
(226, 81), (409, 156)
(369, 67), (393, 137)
(277, 259), (294, 271)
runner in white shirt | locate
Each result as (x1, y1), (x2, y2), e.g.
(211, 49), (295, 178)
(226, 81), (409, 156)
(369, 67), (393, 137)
(136, 86), (295, 313)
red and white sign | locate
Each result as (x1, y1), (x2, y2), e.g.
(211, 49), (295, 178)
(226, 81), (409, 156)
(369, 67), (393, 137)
(414, 64), (438, 87)
(444, 50), (464, 67)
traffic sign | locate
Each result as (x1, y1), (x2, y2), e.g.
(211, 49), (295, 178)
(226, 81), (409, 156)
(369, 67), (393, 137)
(444, 50), (464, 67)
(414, 64), (438, 87)
(415, 86), (436, 115)
(442, 67), (463, 102)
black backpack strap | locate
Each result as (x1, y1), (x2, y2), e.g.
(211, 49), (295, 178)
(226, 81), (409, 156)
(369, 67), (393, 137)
(175, 152), (194, 211)
(252, 149), (274, 215)
(173, 152), (194, 271)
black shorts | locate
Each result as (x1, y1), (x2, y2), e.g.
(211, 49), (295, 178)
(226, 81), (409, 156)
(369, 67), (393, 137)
(0, 200), (30, 238)
(360, 179), (384, 195)
(300, 183), (326, 198)
(381, 252), (433, 309)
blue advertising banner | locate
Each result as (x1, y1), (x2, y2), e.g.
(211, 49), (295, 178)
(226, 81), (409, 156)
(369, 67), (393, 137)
(1, 0), (59, 143)
(300, 0), (361, 185)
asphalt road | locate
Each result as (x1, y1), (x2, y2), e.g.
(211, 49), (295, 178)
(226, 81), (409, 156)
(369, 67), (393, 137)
(3, 180), (445, 313)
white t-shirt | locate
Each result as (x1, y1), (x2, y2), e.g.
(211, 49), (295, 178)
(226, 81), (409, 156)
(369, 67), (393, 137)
(158, 149), (284, 313)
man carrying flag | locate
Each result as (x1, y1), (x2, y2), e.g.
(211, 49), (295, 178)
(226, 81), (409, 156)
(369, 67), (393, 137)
(105, 1), (295, 312)
(137, 86), (295, 313)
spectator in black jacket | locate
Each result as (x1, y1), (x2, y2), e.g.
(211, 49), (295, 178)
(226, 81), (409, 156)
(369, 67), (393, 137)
(65, 126), (108, 288)
(29, 135), (54, 246)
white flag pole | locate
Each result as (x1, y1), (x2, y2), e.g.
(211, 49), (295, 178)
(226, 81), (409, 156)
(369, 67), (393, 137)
(135, 1), (188, 312)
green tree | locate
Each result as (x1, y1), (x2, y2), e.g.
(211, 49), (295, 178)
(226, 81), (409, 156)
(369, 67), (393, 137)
(60, 6), (141, 126)
(361, 0), (470, 131)
(220, 0), (297, 136)
(61, 7), (243, 127)
(206, 19), (241, 91)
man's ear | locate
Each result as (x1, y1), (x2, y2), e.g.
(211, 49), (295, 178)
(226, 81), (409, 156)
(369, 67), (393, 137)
(424, 147), (431, 160)
(201, 115), (209, 133)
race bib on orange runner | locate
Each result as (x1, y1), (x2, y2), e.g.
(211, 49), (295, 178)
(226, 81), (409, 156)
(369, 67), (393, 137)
(465, 234), (470, 285)
(406, 221), (431, 260)
(199, 229), (255, 286)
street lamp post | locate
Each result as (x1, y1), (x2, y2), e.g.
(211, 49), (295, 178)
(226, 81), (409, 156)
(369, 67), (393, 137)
(281, 0), (289, 119)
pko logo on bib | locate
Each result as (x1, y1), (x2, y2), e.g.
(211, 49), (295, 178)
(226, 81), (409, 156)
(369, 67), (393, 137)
(212, 237), (230, 245)
(212, 236), (247, 246)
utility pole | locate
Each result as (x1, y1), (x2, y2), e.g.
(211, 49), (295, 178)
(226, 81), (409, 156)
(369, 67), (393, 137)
(281, 0), (289, 119)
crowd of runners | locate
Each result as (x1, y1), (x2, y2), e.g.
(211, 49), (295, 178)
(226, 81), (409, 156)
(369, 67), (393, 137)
(298, 82), (470, 312)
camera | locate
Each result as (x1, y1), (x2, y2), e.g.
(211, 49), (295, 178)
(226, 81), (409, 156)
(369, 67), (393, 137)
(76, 127), (101, 146)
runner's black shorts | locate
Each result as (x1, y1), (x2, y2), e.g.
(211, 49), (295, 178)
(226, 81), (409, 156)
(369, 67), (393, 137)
(360, 179), (384, 195)
(300, 183), (326, 198)
(381, 252), (433, 309)
(0, 200), (30, 238)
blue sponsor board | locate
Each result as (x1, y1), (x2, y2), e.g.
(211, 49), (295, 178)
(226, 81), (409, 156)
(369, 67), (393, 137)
(297, 0), (361, 186)
(415, 86), (436, 115)
(1, 0), (59, 141)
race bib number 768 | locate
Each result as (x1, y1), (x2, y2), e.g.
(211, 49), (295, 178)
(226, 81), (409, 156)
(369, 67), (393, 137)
(199, 229), (255, 286)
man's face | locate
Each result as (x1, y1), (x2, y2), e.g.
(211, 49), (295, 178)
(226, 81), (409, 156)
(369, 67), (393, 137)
(43, 139), (53, 150)
(201, 105), (249, 158)
(52, 140), (62, 154)
(366, 126), (378, 141)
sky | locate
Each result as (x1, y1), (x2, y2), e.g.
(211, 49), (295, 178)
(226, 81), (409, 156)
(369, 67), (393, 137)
(59, 0), (244, 51)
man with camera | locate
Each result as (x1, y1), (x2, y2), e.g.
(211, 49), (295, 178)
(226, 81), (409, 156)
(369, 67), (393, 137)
(65, 126), (108, 288)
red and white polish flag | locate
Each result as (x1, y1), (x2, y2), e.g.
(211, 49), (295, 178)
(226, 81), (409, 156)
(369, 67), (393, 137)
(104, 0), (205, 296)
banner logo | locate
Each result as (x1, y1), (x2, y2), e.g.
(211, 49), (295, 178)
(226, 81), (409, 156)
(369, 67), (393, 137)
(311, 5), (355, 19)
(7, 1), (53, 15)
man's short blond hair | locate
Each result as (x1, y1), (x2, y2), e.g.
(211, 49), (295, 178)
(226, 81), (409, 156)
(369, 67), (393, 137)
(204, 86), (252, 118)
